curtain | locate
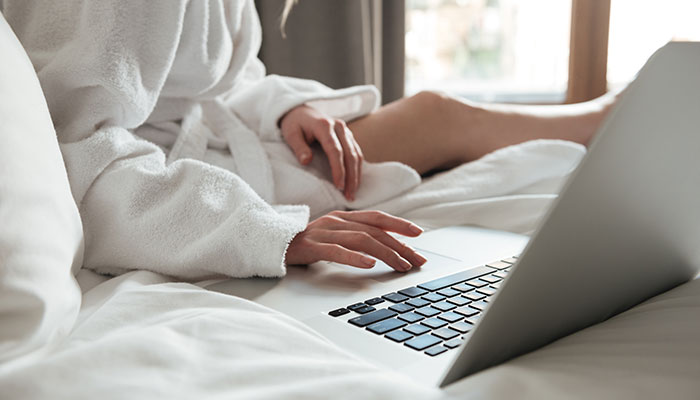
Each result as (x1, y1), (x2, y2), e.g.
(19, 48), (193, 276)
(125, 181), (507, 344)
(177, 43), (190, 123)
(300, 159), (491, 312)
(255, 0), (405, 105)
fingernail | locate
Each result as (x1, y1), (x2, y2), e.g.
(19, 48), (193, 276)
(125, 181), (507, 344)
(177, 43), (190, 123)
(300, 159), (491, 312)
(414, 252), (428, 266)
(400, 259), (412, 271)
(363, 257), (376, 268)
(301, 153), (311, 164)
(409, 223), (423, 235)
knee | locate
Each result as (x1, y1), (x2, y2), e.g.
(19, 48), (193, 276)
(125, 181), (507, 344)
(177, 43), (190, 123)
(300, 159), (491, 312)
(408, 90), (450, 110)
(410, 90), (447, 107)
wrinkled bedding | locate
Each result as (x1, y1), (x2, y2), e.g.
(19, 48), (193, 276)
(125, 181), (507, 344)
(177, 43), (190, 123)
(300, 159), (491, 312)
(2, 141), (700, 399)
(1, 269), (698, 400)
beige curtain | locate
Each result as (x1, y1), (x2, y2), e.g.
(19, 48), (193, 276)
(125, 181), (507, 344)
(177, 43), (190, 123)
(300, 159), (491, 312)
(255, 0), (405, 104)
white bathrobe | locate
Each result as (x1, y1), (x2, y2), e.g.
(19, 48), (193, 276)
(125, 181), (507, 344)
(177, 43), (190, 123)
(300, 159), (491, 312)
(2, 0), (421, 279)
(3, 0), (587, 282)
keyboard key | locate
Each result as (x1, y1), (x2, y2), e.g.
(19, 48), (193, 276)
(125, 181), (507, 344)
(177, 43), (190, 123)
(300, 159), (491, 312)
(447, 296), (470, 306)
(382, 293), (409, 303)
(422, 293), (446, 303)
(418, 266), (495, 291)
(398, 312), (424, 324)
(467, 279), (489, 288)
(405, 335), (441, 351)
(425, 345), (448, 356)
(404, 323), (431, 336)
(348, 308), (397, 327)
(385, 330), (413, 343)
(388, 303), (415, 313)
(503, 257), (518, 264)
(347, 303), (366, 311)
(493, 271), (508, 279)
(451, 283), (473, 292)
(421, 318), (448, 330)
(491, 282), (502, 289)
(365, 297), (385, 306)
(466, 315), (481, 325)
(469, 300), (489, 311)
(406, 298), (430, 308)
(450, 321), (473, 333)
(367, 318), (407, 334)
(437, 288), (460, 297)
(432, 327), (460, 340)
(437, 311), (463, 323)
(466, 279), (488, 288)
(477, 287), (497, 296)
(480, 275), (501, 284)
(415, 306), (440, 318)
(465, 292), (486, 301)
(328, 308), (350, 317)
(432, 301), (457, 312)
(454, 306), (479, 317)
(444, 338), (464, 349)
(486, 261), (511, 270)
(398, 287), (428, 298)
(355, 306), (376, 314)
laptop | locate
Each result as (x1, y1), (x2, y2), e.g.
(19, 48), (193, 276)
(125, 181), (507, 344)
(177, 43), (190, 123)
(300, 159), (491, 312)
(207, 42), (700, 387)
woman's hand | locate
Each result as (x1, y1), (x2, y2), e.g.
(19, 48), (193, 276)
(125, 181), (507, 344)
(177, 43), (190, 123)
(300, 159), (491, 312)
(285, 210), (428, 272)
(280, 105), (363, 201)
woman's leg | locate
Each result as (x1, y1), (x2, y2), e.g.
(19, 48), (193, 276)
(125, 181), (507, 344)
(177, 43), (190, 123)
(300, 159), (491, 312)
(349, 90), (618, 175)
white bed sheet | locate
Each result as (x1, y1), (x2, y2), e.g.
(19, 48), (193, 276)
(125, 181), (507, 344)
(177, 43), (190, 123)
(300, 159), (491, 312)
(1, 270), (699, 400)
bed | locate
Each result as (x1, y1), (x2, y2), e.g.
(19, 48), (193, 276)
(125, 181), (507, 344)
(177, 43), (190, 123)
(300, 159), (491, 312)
(2, 12), (700, 400)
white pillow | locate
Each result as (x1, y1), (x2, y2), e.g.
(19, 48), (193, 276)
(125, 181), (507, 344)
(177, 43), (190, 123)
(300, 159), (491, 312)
(0, 12), (83, 362)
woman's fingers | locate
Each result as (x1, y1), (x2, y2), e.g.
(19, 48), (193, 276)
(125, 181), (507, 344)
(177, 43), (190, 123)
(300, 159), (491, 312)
(334, 121), (361, 201)
(281, 125), (314, 165)
(287, 230), (376, 268)
(330, 210), (424, 237)
(327, 230), (413, 272)
(313, 119), (346, 191)
(353, 137), (364, 183)
(313, 242), (377, 269)
(319, 218), (427, 267)
(279, 105), (364, 199)
(285, 211), (427, 272)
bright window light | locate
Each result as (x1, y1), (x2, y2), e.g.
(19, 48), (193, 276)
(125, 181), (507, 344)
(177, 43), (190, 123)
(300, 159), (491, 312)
(405, 0), (572, 103)
(607, 0), (700, 91)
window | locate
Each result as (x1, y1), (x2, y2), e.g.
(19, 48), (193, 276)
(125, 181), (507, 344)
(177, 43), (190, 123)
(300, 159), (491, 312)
(607, 0), (700, 91)
(406, 0), (700, 104)
(406, 0), (572, 103)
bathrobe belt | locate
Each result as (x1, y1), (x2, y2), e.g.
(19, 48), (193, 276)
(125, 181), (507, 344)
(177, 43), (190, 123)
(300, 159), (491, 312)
(166, 100), (276, 203)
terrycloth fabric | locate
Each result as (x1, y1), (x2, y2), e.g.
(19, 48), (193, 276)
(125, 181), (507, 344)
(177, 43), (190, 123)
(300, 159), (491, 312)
(1, 0), (419, 280)
(2, 0), (586, 283)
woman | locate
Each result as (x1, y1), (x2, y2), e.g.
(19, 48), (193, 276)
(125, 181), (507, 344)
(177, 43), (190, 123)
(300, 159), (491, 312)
(1, 0), (616, 279)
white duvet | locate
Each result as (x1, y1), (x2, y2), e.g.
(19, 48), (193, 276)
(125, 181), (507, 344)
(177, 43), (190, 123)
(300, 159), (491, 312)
(3, 139), (700, 399)
(2, 265), (699, 399)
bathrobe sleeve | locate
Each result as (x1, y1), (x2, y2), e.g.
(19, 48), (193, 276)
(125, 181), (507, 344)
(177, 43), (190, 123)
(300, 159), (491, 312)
(3, 0), (309, 279)
(224, 61), (382, 142)
(222, 2), (382, 142)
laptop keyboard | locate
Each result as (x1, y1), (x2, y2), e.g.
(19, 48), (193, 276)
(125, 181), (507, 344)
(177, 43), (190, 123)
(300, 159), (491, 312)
(327, 257), (516, 357)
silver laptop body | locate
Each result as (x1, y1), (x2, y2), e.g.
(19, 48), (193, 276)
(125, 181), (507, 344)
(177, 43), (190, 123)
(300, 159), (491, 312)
(209, 42), (700, 387)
